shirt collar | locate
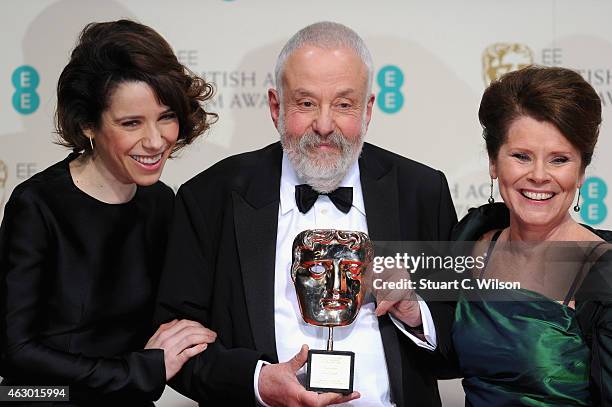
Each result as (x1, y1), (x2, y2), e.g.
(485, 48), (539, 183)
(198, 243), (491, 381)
(279, 153), (365, 216)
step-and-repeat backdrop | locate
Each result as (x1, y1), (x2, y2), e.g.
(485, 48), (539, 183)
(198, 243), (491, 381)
(1, 1), (611, 405)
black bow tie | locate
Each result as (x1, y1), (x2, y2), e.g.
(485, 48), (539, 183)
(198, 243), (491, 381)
(295, 184), (353, 214)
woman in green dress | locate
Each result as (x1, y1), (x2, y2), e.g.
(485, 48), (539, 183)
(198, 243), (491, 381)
(451, 66), (612, 406)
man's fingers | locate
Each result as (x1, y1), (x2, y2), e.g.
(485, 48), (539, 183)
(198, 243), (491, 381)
(302, 390), (360, 406)
(288, 344), (309, 372)
(391, 299), (423, 327)
(318, 391), (360, 405)
(375, 299), (397, 317)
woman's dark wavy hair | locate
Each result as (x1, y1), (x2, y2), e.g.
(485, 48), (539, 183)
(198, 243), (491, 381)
(479, 65), (601, 168)
(55, 19), (217, 155)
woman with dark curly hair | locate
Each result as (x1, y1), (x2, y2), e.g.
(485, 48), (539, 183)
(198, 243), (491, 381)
(0, 20), (217, 405)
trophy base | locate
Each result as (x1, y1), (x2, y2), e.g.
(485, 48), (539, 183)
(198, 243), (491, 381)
(306, 349), (355, 394)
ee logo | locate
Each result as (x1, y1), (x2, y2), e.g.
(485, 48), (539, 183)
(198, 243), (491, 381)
(377, 65), (404, 114)
(12, 65), (40, 115)
(580, 177), (607, 225)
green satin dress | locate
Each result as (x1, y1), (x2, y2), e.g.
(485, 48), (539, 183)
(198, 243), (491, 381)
(453, 289), (591, 406)
(450, 204), (612, 406)
(452, 232), (592, 406)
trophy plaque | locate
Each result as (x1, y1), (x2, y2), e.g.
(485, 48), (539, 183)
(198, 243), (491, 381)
(291, 229), (373, 394)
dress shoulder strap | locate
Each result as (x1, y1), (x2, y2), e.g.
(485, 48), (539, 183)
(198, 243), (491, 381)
(563, 241), (608, 305)
(480, 230), (503, 279)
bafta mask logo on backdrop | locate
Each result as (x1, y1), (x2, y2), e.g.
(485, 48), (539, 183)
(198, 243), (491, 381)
(482, 43), (534, 86)
(12, 65), (40, 115)
(0, 160), (8, 211)
(481, 43), (612, 108)
(377, 65), (404, 114)
(580, 177), (608, 225)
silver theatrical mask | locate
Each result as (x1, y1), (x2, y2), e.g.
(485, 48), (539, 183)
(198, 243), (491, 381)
(291, 229), (374, 394)
(291, 229), (373, 327)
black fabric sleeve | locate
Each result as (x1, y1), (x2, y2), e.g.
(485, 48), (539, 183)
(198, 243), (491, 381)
(427, 170), (459, 357)
(154, 186), (264, 405)
(582, 250), (612, 406)
(0, 190), (166, 401)
(434, 170), (458, 242)
(416, 171), (462, 378)
(590, 302), (612, 406)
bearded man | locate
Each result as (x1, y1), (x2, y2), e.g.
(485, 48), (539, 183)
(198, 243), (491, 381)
(155, 22), (457, 407)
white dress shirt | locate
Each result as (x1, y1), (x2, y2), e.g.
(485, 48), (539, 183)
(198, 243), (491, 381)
(254, 154), (436, 406)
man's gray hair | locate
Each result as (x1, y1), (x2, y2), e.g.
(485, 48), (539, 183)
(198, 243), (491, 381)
(274, 21), (374, 97)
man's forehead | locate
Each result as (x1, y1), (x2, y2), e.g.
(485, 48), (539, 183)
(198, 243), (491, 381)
(291, 87), (360, 98)
(282, 46), (368, 87)
(288, 44), (361, 60)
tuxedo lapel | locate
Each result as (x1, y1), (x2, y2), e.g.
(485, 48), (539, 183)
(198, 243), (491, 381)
(359, 143), (401, 242)
(233, 143), (283, 362)
(359, 143), (404, 406)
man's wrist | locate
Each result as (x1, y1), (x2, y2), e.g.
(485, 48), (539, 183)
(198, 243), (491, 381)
(402, 322), (425, 339)
(254, 360), (272, 407)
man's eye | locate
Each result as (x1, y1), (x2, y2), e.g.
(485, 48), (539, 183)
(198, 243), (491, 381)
(301, 101), (314, 108)
(338, 103), (351, 109)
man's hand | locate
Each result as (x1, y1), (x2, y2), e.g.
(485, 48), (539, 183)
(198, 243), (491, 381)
(373, 266), (422, 328)
(258, 345), (360, 407)
(375, 299), (422, 327)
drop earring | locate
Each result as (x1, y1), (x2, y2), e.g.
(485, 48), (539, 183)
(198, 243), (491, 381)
(573, 187), (581, 212)
(89, 137), (94, 152)
(488, 178), (495, 204)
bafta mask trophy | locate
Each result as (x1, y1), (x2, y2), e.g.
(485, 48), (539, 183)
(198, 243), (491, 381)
(291, 229), (373, 394)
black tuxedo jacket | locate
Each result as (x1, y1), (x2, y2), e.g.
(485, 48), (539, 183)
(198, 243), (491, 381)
(155, 142), (457, 406)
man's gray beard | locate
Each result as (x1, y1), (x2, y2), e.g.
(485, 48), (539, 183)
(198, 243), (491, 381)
(279, 112), (366, 193)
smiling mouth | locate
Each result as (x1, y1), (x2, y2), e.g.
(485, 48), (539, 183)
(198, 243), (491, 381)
(130, 153), (163, 166)
(521, 190), (555, 201)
